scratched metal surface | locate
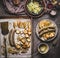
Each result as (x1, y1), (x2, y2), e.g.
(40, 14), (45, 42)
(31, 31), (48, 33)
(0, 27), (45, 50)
(0, 18), (32, 58)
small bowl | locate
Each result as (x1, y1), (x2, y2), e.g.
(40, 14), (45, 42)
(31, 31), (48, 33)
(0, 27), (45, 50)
(49, 9), (57, 17)
(38, 43), (49, 54)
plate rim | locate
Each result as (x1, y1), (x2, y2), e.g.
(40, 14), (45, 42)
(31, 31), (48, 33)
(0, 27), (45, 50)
(36, 19), (58, 42)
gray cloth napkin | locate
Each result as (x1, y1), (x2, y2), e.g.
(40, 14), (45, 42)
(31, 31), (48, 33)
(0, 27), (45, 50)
(3, 0), (26, 15)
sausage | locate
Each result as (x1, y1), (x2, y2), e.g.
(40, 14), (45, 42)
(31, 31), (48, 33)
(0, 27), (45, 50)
(39, 26), (55, 33)
(9, 29), (14, 46)
(39, 29), (56, 36)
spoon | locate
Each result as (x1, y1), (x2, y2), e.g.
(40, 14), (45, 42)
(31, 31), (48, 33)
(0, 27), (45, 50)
(1, 22), (9, 58)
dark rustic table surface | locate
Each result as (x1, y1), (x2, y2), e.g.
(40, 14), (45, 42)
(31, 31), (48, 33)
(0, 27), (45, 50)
(0, 0), (60, 58)
(32, 13), (60, 58)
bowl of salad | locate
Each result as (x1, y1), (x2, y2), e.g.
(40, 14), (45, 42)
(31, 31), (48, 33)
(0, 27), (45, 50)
(25, 0), (45, 17)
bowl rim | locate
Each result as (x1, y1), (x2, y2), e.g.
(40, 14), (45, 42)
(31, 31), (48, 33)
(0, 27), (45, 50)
(24, 0), (45, 18)
(38, 43), (49, 54)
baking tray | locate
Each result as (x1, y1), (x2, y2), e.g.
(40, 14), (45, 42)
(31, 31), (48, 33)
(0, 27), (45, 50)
(0, 17), (33, 58)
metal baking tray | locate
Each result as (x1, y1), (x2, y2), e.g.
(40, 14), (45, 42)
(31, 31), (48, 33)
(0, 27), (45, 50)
(0, 17), (32, 58)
